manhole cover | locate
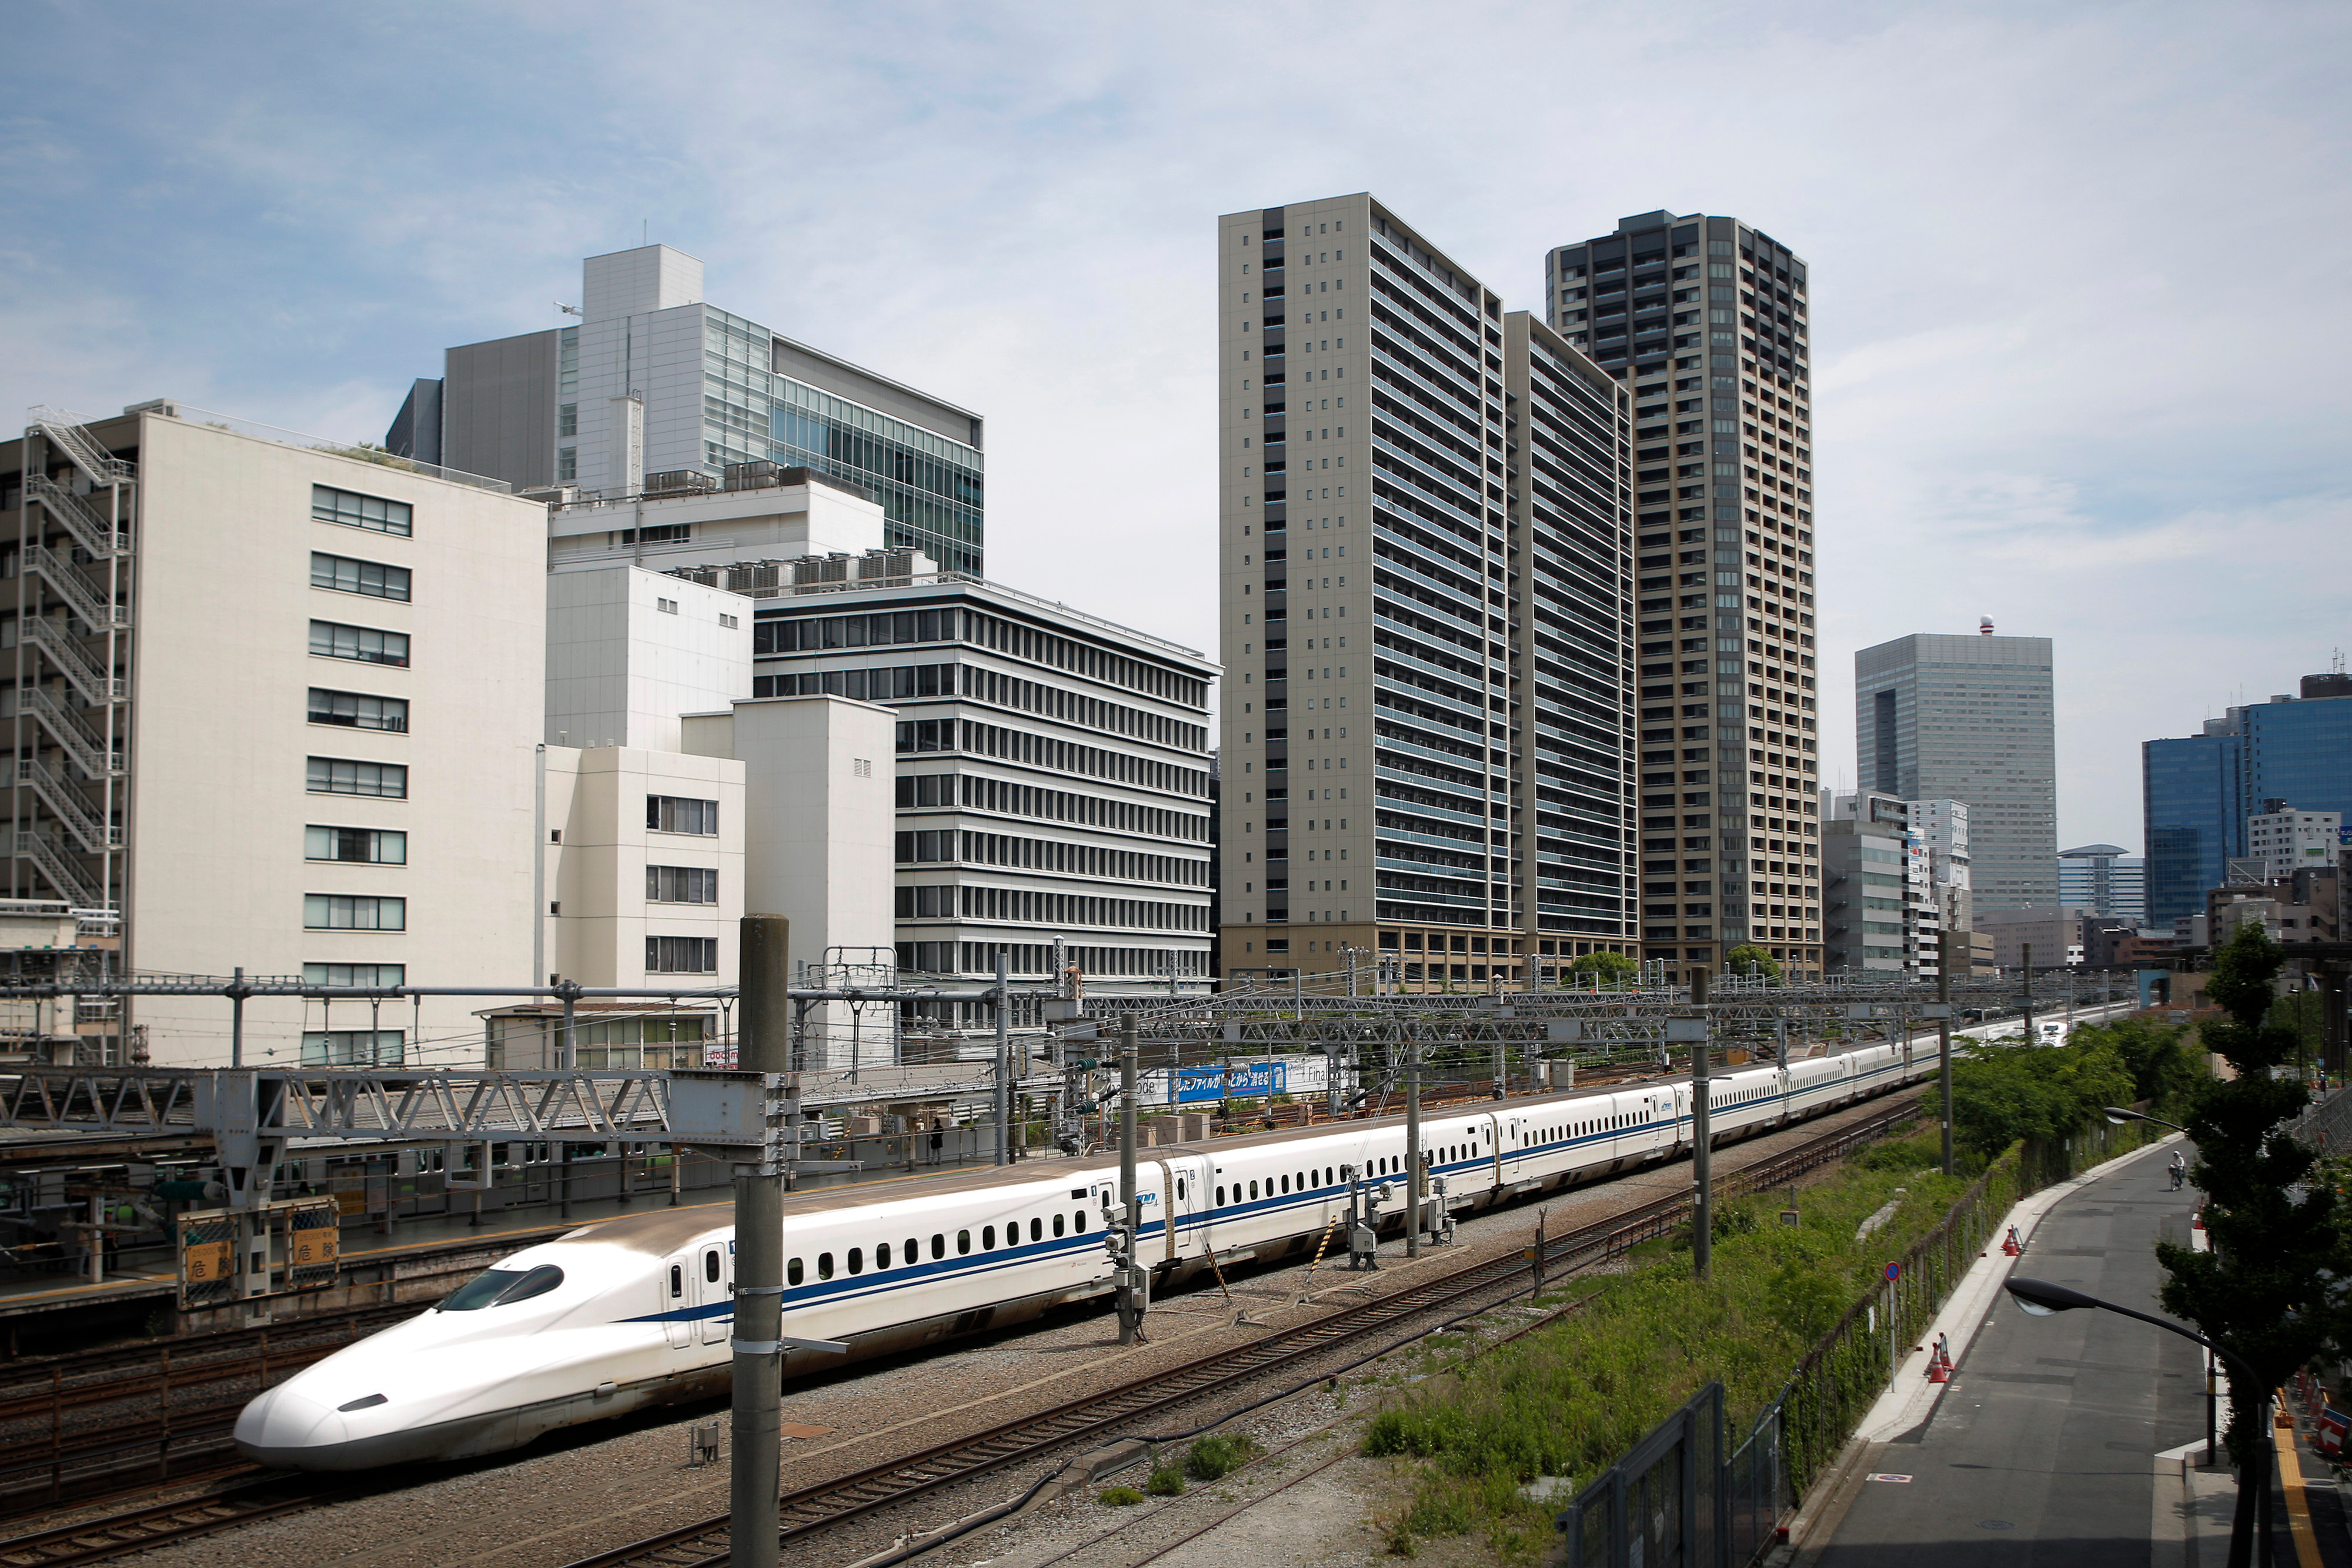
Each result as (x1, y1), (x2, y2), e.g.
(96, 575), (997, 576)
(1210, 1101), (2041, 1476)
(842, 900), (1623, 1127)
(1979, 1520), (2014, 1530)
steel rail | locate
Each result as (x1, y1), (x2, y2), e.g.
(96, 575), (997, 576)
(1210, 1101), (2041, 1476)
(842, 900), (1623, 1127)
(559, 1096), (1922, 1568)
(0, 1095), (1920, 1568)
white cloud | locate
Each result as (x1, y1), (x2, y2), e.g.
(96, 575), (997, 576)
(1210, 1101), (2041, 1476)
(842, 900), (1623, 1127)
(2, 0), (2346, 860)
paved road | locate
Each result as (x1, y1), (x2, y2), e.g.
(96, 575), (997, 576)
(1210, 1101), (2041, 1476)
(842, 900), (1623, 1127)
(1816, 1140), (2210, 1566)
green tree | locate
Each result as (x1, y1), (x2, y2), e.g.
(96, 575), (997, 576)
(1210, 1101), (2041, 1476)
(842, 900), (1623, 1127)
(1946, 1035), (2134, 1162)
(2069, 1017), (2204, 1109)
(1725, 944), (1784, 983)
(1569, 951), (1640, 981)
(2155, 921), (2352, 1559)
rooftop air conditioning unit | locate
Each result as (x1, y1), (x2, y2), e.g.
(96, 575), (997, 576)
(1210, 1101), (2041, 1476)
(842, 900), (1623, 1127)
(644, 470), (716, 497)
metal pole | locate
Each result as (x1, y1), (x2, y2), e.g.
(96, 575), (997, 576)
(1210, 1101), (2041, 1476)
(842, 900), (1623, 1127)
(229, 968), (244, 1069)
(993, 952), (1010, 1168)
(1405, 1037), (1422, 1259)
(2022, 942), (2034, 1043)
(1939, 929), (1955, 1177)
(1692, 968), (1712, 1282)
(1118, 1015), (1139, 1345)
(559, 981), (577, 1072)
(730, 913), (790, 1568)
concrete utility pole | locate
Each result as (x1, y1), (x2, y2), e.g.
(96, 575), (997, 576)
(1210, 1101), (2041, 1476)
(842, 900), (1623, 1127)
(1939, 928), (1956, 1176)
(1405, 1038), (1423, 1259)
(993, 951), (1011, 1166)
(2022, 942), (2035, 1043)
(731, 914), (789, 1568)
(1690, 968), (1714, 1282)
(1117, 1014), (1141, 1345)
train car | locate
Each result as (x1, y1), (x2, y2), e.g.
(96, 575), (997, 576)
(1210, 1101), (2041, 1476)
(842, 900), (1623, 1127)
(235, 1033), (1929, 1473)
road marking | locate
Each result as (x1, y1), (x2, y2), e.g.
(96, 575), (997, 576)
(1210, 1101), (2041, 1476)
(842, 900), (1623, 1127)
(1865, 1473), (1913, 1483)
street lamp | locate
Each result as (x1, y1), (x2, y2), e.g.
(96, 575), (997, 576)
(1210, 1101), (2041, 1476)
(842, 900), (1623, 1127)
(2104, 1106), (2189, 1135)
(2003, 1278), (2269, 1567)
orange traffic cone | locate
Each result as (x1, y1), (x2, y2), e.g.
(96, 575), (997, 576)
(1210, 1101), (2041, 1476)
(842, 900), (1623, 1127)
(2001, 1225), (2023, 1256)
(1926, 1336), (1953, 1383)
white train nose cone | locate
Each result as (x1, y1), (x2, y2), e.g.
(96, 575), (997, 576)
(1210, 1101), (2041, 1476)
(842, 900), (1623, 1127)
(235, 1382), (351, 1465)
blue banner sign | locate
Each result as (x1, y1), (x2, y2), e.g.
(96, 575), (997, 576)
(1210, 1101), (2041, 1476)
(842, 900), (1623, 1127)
(1168, 1061), (1288, 1102)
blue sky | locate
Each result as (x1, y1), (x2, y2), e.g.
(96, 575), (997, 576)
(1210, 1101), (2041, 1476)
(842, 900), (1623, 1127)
(5, 0), (2347, 853)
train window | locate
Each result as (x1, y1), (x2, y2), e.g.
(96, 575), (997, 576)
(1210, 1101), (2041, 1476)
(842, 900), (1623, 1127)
(668, 1265), (683, 1299)
(442, 1265), (562, 1311)
(958, 1229), (971, 1255)
(1073, 1211), (1088, 1231)
(1030, 1218), (1043, 1242)
(818, 1253), (834, 1280)
(1279, 1175), (1289, 1194)
(704, 1251), (721, 1283)
(1177, 1179), (1186, 1200)
(789, 1258), (804, 1285)
(906, 1238), (917, 1264)
(1053, 1213), (1065, 1237)
(1216, 1186), (1225, 1206)
(878, 1242), (892, 1269)
(931, 1233), (946, 1259)
(848, 1248), (864, 1275)
(1325, 1168), (1334, 1185)
(1249, 1181), (1259, 1200)
(983, 1225), (995, 1249)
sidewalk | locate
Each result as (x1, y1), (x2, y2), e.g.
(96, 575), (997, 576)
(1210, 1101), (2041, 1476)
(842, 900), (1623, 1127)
(1800, 1138), (2212, 1567)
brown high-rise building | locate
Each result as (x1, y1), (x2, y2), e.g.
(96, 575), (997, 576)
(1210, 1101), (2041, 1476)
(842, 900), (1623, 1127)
(1544, 212), (1822, 979)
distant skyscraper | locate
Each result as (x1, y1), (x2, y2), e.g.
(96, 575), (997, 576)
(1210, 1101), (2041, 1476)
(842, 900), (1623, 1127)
(2057, 844), (2146, 922)
(1545, 210), (1822, 977)
(1854, 628), (2056, 915)
(2143, 677), (2352, 925)
(388, 245), (986, 574)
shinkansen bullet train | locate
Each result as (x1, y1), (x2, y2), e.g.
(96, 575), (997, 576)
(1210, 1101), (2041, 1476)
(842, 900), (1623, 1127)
(235, 1034), (1942, 1470)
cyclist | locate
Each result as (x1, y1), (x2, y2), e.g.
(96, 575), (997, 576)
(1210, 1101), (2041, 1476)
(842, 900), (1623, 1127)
(2168, 1149), (2186, 1191)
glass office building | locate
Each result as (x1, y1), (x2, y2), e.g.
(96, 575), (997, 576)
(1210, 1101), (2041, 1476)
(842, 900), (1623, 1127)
(399, 246), (987, 575)
(2141, 683), (2352, 927)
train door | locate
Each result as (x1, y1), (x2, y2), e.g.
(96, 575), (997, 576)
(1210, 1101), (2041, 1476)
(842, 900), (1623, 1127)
(697, 1242), (730, 1345)
(660, 1253), (692, 1349)
(1152, 1157), (1208, 1262)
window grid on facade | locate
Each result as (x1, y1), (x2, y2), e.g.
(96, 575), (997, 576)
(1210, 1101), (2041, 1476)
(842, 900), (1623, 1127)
(312, 485), (412, 537)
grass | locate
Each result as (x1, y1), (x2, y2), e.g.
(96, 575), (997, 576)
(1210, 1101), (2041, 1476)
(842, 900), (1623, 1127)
(1185, 1430), (1265, 1480)
(1146, 1463), (1187, 1496)
(1098, 1485), (1145, 1507)
(1358, 1128), (1994, 1562)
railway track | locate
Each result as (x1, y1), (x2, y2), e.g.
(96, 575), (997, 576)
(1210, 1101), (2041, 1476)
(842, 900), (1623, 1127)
(0, 1302), (419, 1522)
(560, 1096), (1922, 1568)
(0, 1095), (1921, 1568)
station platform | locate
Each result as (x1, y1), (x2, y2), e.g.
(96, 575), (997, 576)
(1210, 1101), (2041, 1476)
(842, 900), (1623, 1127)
(1805, 1138), (2342, 1567)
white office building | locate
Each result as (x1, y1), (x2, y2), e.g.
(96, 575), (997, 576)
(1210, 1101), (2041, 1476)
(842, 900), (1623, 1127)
(2246, 802), (2341, 880)
(2, 404), (549, 1066)
(1910, 798), (1973, 940)
(2056, 842), (2147, 924)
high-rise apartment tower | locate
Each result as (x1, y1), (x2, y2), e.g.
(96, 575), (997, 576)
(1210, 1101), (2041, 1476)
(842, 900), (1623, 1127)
(1546, 212), (1822, 977)
(1217, 195), (1636, 988)
(1855, 629), (2057, 914)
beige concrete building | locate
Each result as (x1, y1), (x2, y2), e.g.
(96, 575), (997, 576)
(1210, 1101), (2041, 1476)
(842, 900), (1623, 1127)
(1218, 195), (1635, 989)
(1, 404), (548, 1065)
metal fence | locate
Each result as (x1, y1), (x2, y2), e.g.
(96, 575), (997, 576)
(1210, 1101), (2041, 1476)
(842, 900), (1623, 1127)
(1563, 1114), (2167, 1566)
(1563, 1383), (1724, 1568)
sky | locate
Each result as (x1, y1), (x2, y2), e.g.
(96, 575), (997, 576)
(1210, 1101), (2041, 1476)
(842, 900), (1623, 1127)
(4, 0), (2347, 855)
